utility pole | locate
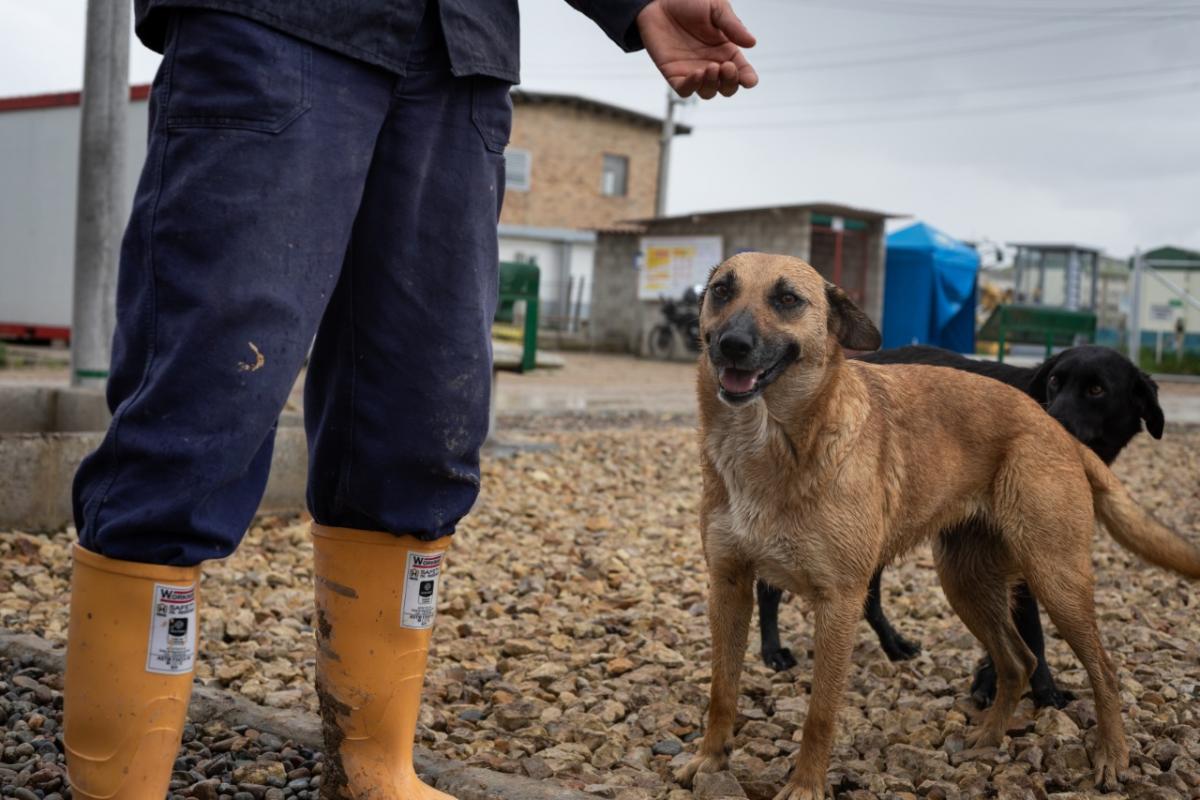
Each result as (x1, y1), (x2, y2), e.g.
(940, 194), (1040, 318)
(71, 0), (130, 388)
(1128, 248), (1143, 361)
(655, 90), (687, 218)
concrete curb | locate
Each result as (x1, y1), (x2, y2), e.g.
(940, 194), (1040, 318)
(0, 632), (594, 800)
(0, 426), (309, 532)
(1, 380), (550, 532)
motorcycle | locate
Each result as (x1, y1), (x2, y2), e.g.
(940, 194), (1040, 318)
(647, 287), (702, 359)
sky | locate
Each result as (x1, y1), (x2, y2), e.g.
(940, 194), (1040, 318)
(3, 0), (1199, 257)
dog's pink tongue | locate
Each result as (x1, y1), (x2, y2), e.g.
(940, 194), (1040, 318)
(720, 368), (759, 394)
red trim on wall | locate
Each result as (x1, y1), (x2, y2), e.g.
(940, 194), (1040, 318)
(0, 323), (71, 342)
(0, 84), (152, 113)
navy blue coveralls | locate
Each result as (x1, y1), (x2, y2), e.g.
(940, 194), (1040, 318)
(73, 0), (652, 566)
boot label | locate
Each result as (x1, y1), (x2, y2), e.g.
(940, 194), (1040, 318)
(401, 551), (444, 629)
(146, 582), (197, 674)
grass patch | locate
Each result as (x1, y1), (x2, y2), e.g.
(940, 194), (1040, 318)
(1138, 347), (1200, 376)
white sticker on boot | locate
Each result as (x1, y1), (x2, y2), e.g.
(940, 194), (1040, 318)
(146, 582), (197, 674)
(401, 551), (444, 629)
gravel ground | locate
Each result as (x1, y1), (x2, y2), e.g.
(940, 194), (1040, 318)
(0, 653), (328, 800)
(2, 418), (1199, 800)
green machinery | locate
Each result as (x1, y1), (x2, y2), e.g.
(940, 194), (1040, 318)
(495, 260), (540, 373)
(977, 304), (1097, 363)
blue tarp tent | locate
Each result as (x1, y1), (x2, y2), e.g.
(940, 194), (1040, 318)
(882, 222), (979, 353)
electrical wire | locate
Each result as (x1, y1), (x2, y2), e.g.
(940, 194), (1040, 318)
(787, 0), (1200, 20)
(527, 17), (1184, 80)
(701, 60), (1200, 112)
(695, 79), (1200, 130)
(524, 17), (1053, 69)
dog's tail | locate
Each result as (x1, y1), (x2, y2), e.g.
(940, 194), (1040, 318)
(1083, 447), (1200, 578)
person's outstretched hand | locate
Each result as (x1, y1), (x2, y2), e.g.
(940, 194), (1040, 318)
(637, 0), (758, 99)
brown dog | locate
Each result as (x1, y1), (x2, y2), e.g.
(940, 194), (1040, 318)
(676, 252), (1200, 800)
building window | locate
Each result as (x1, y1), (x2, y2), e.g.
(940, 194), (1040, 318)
(506, 148), (531, 191)
(601, 154), (628, 197)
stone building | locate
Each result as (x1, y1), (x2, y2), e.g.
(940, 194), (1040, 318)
(498, 91), (687, 329)
(590, 202), (902, 356)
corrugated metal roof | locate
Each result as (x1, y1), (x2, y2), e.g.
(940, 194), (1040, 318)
(512, 90), (691, 134)
(623, 201), (906, 225)
(1144, 245), (1200, 263)
(1009, 242), (1103, 254)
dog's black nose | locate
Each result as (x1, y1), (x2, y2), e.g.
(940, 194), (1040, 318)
(719, 330), (754, 360)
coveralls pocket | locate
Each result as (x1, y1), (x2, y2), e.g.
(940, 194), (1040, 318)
(470, 76), (513, 154)
(164, 11), (312, 134)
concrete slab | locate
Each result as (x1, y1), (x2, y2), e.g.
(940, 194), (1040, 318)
(0, 426), (308, 532)
(0, 431), (102, 530)
(0, 384), (55, 431)
(0, 384), (111, 433)
(0, 383), (309, 531)
(493, 339), (565, 370)
(495, 351), (695, 415)
(0, 373), (511, 531)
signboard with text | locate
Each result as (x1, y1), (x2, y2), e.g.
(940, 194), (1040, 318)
(637, 236), (724, 301)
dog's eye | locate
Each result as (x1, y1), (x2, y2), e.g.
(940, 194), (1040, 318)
(1047, 375), (1059, 390)
(778, 293), (800, 307)
(1087, 385), (1105, 397)
(712, 284), (730, 301)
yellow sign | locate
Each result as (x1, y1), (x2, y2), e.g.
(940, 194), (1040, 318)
(638, 237), (723, 300)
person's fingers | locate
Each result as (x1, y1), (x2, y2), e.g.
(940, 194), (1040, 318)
(717, 61), (739, 96)
(670, 69), (702, 97)
(698, 63), (720, 100)
(669, 78), (693, 97)
(733, 51), (759, 88)
(713, 1), (756, 48)
(739, 64), (759, 88)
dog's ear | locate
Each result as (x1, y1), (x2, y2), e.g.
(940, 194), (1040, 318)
(824, 282), (881, 351)
(1028, 352), (1063, 404)
(1133, 369), (1165, 439)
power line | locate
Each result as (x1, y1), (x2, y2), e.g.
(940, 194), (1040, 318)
(523, 17), (1056, 69)
(696, 79), (1200, 130)
(527, 17), (1184, 80)
(789, 0), (1200, 20)
(707, 19), (1176, 73)
(700, 60), (1200, 112)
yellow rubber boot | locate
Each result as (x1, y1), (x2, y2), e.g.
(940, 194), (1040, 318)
(64, 544), (200, 800)
(312, 524), (456, 800)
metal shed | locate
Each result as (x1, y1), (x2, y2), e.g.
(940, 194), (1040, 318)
(1009, 242), (1103, 311)
(590, 201), (907, 356)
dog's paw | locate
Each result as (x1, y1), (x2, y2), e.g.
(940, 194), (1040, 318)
(1091, 738), (1130, 791)
(771, 779), (823, 800)
(763, 646), (798, 671)
(882, 633), (921, 662)
(1030, 685), (1076, 710)
(969, 660), (998, 709)
(674, 751), (729, 788)
(965, 723), (1005, 750)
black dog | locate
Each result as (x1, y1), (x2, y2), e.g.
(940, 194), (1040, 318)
(757, 344), (1165, 709)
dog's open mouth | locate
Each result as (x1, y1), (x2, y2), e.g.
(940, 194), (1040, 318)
(720, 368), (761, 395)
(717, 349), (796, 403)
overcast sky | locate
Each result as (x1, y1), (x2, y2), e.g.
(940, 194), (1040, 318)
(4, 0), (1199, 257)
